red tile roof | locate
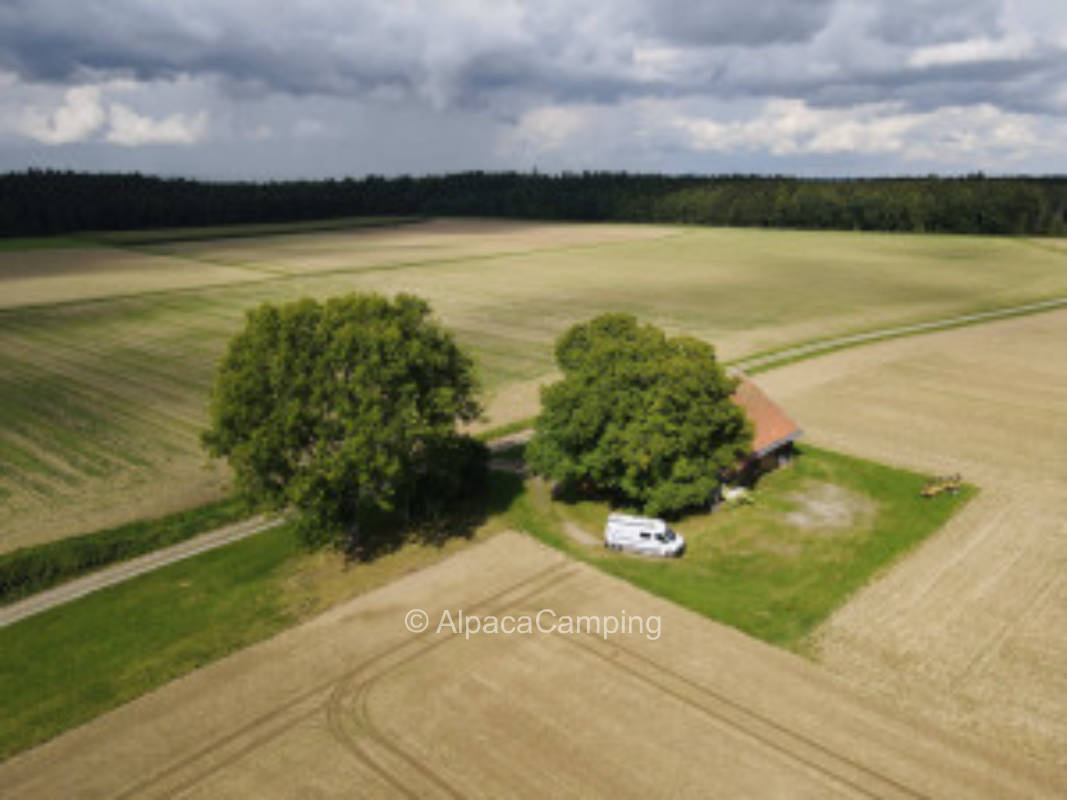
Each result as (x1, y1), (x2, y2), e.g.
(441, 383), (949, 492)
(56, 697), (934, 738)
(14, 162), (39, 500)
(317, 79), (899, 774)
(731, 377), (802, 457)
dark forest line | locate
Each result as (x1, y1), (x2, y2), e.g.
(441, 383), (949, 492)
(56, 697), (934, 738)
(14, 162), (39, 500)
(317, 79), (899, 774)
(3, 169), (1066, 237)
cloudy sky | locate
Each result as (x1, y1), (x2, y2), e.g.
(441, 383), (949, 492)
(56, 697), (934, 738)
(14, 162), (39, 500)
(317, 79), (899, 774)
(1, 0), (1065, 178)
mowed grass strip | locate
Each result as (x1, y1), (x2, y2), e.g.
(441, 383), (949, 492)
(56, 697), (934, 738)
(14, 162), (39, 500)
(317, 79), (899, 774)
(0, 524), (302, 762)
(0, 472), (520, 761)
(508, 445), (975, 648)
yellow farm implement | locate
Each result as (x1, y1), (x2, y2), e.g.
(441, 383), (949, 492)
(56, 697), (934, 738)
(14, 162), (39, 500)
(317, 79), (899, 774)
(921, 474), (962, 498)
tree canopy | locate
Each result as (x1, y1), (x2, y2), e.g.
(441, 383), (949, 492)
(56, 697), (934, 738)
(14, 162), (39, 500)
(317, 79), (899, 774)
(526, 313), (751, 516)
(202, 292), (486, 551)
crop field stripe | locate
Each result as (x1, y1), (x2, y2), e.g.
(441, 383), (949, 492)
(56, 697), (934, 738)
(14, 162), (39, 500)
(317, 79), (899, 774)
(0, 438), (71, 496)
(0, 334), (209, 432)
(0, 297), (236, 369)
(0, 357), (202, 449)
(0, 314), (221, 412)
(0, 372), (129, 468)
(0, 431), (80, 486)
(0, 230), (685, 316)
(0, 300), (234, 361)
(0, 380), (186, 481)
(111, 561), (575, 799)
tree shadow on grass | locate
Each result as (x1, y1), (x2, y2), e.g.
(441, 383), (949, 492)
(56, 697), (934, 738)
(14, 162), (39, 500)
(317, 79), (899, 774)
(549, 479), (638, 514)
(345, 469), (526, 563)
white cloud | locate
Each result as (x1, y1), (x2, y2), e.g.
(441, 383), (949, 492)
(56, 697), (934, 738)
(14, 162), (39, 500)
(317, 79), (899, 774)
(106, 104), (208, 145)
(15, 85), (106, 144)
(508, 105), (589, 151)
(674, 98), (1049, 163)
(908, 35), (1034, 68)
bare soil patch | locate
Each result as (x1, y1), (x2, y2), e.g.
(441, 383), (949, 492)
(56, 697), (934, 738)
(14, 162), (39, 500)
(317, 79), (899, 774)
(562, 519), (599, 547)
(784, 482), (875, 532)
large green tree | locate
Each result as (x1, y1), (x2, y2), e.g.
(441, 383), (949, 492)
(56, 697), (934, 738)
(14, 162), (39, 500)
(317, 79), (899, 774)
(202, 292), (485, 551)
(527, 313), (751, 516)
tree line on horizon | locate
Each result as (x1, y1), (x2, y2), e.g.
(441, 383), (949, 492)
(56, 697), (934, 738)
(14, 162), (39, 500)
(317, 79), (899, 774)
(2, 169), (1065, 237)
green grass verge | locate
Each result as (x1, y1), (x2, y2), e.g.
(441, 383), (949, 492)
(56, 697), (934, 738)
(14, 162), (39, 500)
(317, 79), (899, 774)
(0, 522), (303, 760)
(0, 472), (520, 761)
(0, 497), (251, 605)
(507, 445), (975, 648)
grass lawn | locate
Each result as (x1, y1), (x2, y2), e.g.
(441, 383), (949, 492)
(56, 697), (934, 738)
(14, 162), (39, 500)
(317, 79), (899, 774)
(505, 444), (975, 648)
(0, 523), (303, 761)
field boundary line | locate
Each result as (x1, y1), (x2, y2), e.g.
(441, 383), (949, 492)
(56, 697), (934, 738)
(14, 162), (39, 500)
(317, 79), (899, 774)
(731, 296), (1067, 373)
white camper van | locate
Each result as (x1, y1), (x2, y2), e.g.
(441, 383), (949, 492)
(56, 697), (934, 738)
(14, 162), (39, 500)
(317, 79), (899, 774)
(603, 513), (685, 558)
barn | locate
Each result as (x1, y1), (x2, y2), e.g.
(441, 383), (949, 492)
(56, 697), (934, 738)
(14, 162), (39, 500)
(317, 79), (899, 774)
(728, 375), (803, 482)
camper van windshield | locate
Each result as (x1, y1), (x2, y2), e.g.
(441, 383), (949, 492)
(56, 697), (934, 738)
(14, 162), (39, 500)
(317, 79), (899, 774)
(664, 529), (676, 541)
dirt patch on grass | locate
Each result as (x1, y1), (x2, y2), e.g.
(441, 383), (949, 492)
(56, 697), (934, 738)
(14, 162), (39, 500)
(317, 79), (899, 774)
(562, 520), (600, 547)
(783, 482), (876, 532)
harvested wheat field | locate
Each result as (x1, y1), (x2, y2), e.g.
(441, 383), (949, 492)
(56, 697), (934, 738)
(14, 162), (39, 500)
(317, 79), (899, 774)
(759, 308), (1067, 767)
(1, 531), (1060, 799)
(4, 219), (1067, 550)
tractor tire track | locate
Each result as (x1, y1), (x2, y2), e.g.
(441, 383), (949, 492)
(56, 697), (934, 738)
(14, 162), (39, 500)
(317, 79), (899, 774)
(113, 560), (573, 799)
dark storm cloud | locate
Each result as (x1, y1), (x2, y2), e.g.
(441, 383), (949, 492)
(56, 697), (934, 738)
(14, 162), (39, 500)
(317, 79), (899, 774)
(642, 0), (835, 46)
(0, 0), (1060, 115)
(0, 0), (419, 94)
(737, 51), (1067, 115)
(0, 0), (839, 104)
(867, 0), (1004, 45)
(1, 0), (1065, 176)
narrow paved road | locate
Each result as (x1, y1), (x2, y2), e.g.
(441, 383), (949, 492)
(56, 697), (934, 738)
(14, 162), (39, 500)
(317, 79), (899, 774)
(0, 515), (284, 627)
